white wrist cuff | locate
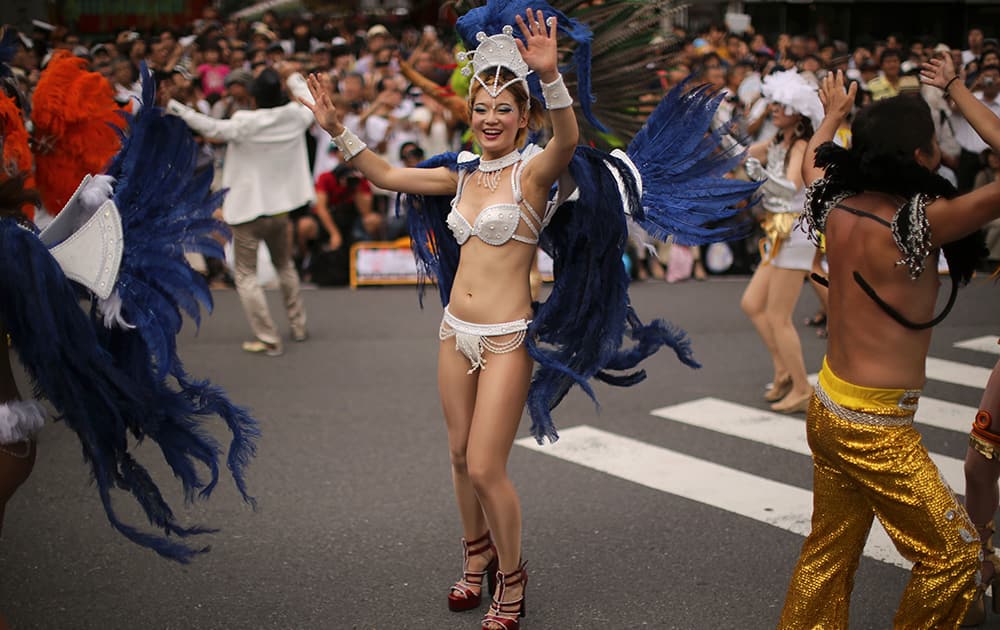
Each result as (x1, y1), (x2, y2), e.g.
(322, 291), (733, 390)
(331, 127), (368, 161)
(0, 400), (46, 444)
(540, 74), (573, 111)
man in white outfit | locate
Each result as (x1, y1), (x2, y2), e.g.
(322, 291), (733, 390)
(167, 65), (314, 356)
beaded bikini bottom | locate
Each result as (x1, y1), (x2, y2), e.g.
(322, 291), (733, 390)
(439, 306), (530, 374)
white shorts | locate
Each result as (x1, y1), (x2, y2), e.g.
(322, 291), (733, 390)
(770, 227), (815, 272)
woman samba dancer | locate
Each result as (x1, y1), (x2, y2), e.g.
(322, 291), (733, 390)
(303, 9), (570, 629)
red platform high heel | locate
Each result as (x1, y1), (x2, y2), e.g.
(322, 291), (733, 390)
(482, 560), (527, 630)
(448, 531), (498, 612)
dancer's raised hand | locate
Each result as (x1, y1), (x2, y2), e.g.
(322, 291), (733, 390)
(515, 9), (558, 82)
(818, 70), (856, 120)
(300, 73), (343, 135)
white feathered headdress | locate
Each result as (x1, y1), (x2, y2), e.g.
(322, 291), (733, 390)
(761, 70), (824, 131)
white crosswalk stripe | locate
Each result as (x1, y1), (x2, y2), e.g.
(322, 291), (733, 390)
(954, 335), (1000, 355)
(516, 425), (908, 568)
(915, 397), (977, 432)
(925, 357), (992, 388)
(516, 341), (997, 572)
(649, 397), (966, 491)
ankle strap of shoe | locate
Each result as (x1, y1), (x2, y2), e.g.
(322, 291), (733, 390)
(497, 561), (527, 587)
(463, 531), (493, 556)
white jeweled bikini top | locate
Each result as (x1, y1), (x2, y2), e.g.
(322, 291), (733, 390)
(446, 146), (557, 247)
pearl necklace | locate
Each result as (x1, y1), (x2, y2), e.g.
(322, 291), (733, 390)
(475, 149), (521, 192)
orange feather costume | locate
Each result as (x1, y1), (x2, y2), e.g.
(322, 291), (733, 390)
(31, 51), (124, 216)
(0, 92), (34, 221)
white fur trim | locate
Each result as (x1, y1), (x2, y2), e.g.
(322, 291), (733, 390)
(97, 290), (136, 330)
(0, 400), (47, 444)
(79, 175), (116, 216)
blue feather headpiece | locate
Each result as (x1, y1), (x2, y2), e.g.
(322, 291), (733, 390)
(455, 0), (606, 132)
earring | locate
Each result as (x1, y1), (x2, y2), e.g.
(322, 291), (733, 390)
(794, 121), (805, 138)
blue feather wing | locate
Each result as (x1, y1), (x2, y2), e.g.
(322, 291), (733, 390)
(0, 66), (262, 562)
(100, 65), (259, 512)
(401, 152), (463, 307)
(524, 147), (700, 444)
(104, 68), (227, 373)
(626, 82), (759, 245)
(0, 219), (220, 562)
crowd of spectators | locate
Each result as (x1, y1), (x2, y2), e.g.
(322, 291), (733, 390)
(4, 8), (999, 285)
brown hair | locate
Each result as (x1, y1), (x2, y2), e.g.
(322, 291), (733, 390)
(468, 68), (544, 147)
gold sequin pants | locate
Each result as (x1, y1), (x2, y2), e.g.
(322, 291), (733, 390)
(779, 384), (980, 628)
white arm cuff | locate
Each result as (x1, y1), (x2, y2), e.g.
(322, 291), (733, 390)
(331, 127), (368, 161)
(540, 74), (573, 110)
(0, 400), (46, 444)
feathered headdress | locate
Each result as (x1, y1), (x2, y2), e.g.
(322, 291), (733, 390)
(458, 27), (531, 100)
(0, 92), (35, 221)
(31, 50), (125, 216)
(455, 0), (607, 131)
(761, 70), (824, 131)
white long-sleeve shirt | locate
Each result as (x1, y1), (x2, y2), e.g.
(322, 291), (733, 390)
(949, 91), (1000, 155)
(167, 73), (316, 225)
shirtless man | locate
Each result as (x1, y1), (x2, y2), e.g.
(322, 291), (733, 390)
(778, 72), (1000, 628)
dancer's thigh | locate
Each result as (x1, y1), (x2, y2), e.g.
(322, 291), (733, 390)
(438, 340), (479, 456)
(741, 263), (774, 315)
(467, 347), (533, 469)
(766, 266), (807, 320)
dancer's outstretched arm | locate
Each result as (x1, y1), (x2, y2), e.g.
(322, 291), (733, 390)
(300, 73), (457, 196)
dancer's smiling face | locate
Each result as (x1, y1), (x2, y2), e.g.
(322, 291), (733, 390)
(471, 90), (527, 158)
(469, 69), (530, 158)
(471, 89), (528, 159)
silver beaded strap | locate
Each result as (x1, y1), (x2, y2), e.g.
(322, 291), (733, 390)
(331, 127), (368, 161)
(814, 382), (916, 427)
(540, 73), (572, 110)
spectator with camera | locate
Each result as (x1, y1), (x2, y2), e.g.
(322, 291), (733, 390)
(298, 163), (379, 286)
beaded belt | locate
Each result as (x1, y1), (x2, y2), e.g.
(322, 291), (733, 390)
(815, 382), (916, 427)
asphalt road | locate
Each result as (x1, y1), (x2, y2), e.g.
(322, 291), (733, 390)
(1, 275), (998, 630)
